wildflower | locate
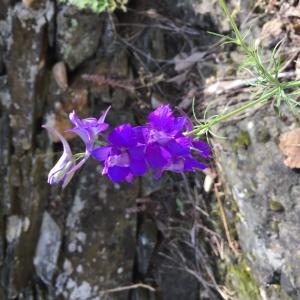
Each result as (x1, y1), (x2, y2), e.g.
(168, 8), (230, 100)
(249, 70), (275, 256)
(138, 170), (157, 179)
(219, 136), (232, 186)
(44, 107), (111, 188)
(92, 124), (148, 183)
(145, 105), (210, 177)
(43, 125), (76, 189)
(63, 107), (111, 174)
(67, 106), (110, 152)
(44, 104), (211, 186)
(92, 105), (211, 183)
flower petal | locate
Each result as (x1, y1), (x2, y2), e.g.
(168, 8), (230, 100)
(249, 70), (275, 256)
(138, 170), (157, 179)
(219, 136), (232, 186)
(174, 116), (192, 132)
(128, 145), (145, 160)
(107, 166), (130, 183)
(130, 159), (147, 176)
(148, 105), (175, 132)
(166, 157), (185, 173)
(133, 126), (149, 144)
(92, 146), (112, 161)
(43, 124), (72, 156)
(42, 124), (77, 188)
(184, 157), (207, 171)
(69, 110), (83, 128)
(165, 139), (190, 156)
(107, 152), (130, 167)
(146, 143), (171, 169)
(125, 173), (134, 184)
(98, 106), (111, 124)
(66, 127), (93, 150)
(192, 140), (211, 158)
(108, 124), (136, 148)
(95, 123), (109, 134)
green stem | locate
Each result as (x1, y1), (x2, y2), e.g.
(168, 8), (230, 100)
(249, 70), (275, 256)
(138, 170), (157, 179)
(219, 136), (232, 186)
(218, 0), (244, 46)
(72, 152), (85, 161)
(219, 0), (278, 85)
(185, 88), (278, 136)
(283, 80), (300, 88)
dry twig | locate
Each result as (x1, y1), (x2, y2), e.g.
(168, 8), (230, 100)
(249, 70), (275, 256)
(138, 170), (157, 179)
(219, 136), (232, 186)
(214, 182), (239, 256)
(99, 283), (156, 295)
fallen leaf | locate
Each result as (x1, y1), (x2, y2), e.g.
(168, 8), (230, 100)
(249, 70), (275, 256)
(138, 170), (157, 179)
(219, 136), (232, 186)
(279, 128), (300, 168)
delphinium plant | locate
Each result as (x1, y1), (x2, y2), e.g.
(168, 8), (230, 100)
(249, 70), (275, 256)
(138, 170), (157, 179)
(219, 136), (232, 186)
(44, 0), (299, 188)
(44, 105), (211, 187)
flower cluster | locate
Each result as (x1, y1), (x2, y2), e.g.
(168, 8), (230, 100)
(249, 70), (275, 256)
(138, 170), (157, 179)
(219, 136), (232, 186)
(44, 105), (211, 188)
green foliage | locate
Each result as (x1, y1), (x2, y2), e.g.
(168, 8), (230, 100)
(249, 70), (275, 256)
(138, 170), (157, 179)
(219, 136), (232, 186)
(187, 0), (300, 138)
(61, 0), (128, 13)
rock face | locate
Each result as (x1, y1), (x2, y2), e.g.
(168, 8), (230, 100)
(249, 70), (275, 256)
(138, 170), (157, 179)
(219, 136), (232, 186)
(54, 168), (138, 300)
(1, 2), (52, 298)
(56, 6), (104, 70)
(3, 0), (299, 299)
(0, 0), (220, 299)
(34, 212), (62, 285)
(0, 0), (139, 298)
(214, 106), (300, 299)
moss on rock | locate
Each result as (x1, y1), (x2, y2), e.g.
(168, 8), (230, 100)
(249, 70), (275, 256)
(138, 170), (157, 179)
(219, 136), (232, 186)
(227, 258), (262, 300)
(232, 130), (251, 152)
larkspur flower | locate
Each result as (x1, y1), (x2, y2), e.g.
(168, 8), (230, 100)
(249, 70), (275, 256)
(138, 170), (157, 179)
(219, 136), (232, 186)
(45, 104), (210, 186)
(64, 106), (111, 174)
(92, 124), (148, 183)
(144, 104), (210, 177)
(44, 107), (111, 188)
(67, 106), (110, 151)
(92, 105), (210, 183)
(43, 124), (76, 189)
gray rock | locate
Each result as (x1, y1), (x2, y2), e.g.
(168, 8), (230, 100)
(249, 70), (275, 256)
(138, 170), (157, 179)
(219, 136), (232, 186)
(214, 106), (300, 299)
(137, 217), (157, 275)
(0, 75), (11, 109)
(34, 212), (62, 285)
(54, 163), (138, 299)
(56, 6), (104, 70)
(1, 2), (52, 298)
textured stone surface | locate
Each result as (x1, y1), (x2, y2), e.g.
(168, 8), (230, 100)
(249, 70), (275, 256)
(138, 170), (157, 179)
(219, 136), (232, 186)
(56, 6), (104, 70)
(54, 166), (138, 300)
(1, 2), (52, 298)
(34, 212), (62, 285)
(0, 0), (254, 299)
(214, 106), (300, 299)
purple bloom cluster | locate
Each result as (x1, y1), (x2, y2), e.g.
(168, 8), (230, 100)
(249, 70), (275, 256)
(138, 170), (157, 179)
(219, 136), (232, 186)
(44, 105), (211, 188)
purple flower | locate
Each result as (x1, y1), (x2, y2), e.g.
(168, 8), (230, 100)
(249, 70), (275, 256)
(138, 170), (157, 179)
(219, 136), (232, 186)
(92, 124), (148, 183)
(92, 105), (210, 183)
(148, 104), (193, 135)
(144, 105), (210, 177)
(44, 104), (211, 187)
(64, 107), (111, 173)
(67, 106), (110, 151)
(43, 125), (76, 189)
(44, 107), (111, 188)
